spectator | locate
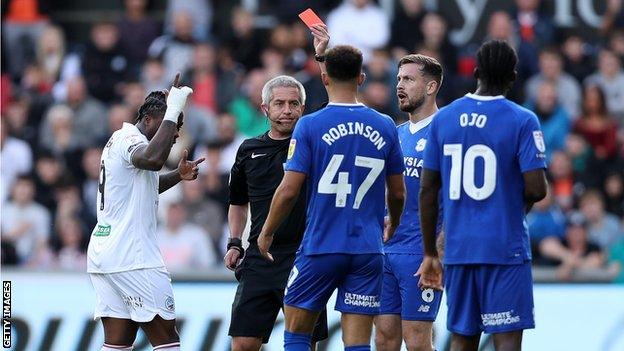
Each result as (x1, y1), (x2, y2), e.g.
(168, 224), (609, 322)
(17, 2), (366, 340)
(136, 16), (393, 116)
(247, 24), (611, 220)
(229, 69), (270, 137)
(53, 182), (96, 236)
(525, 81), (570, 160)
(363, 49), (398, 115)
(148, 10), (197, 80)
(61, 77), (108, 148)
(561, 34), (595, 83)
(539, 213), (605, 280)
(33, 151), (72, 213)
(117, 0), (161, 75)
(604, 172), (624, 217)
(527, 187), (567, 265)
(564, 132), (601, 189)
(584, 49), (624, 119)
(548, 151), (575, 211)
(197, 113), (245, 178)
(183, 42), (238, 114)
(512, 0), (554, 49)
(573, 85), (619, 161)
(485, 10), (539, 101)
(327, 0), (390, 63)
(0, 119), (33, 204)
(1, 175), (51, 264)
(105, 103), (133, 141)
(121, 80), (146, 114)
(609, 29), (624, 62)
(157, 202), (216, 272)
(38, 104), (79, 154)
(54, 215), (87, 271)
(82, 22), (129, 103)
(1, 0), (50, 79)
(36, 25), (81, 102)
(226, 7), (264, 71)
(579, 190), (623, 253)
(180, 177), (224, 252)
(164, 0), (212, 42)
(600, 0), (624, 37)
(389, 0), (427, 59)
(525, 48), (582, 118)
(141, 58), (169, 94)
(361, 80), (394, 117)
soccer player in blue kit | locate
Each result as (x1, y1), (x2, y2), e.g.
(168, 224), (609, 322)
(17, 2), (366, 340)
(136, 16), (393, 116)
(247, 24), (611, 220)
(257, 45), (406, 351)
(417, 40), (548, 351)
(374, 54), (444, 351)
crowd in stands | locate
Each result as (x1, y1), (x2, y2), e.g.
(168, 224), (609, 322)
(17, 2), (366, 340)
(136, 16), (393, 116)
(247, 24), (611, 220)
(1, 0), (623, 282)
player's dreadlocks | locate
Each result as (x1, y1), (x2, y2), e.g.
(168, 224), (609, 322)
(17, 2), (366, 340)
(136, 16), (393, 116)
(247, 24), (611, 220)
(476, 40), (518, 91)
(135, 91), (167, 123)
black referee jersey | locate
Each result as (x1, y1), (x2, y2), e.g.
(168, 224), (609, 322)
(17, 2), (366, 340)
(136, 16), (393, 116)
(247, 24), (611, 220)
(229, 131), (306, 252)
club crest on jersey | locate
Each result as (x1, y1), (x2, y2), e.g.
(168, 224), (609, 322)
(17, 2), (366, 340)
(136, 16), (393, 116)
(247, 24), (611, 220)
(288, 139), (296, 160)
(415, 138), (427, 152)
(532, 131), (546, 153)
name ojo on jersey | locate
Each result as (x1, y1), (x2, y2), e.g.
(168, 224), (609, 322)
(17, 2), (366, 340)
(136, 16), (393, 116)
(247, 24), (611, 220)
(321, 122), (387, 150)
(404, 156), (423, 178)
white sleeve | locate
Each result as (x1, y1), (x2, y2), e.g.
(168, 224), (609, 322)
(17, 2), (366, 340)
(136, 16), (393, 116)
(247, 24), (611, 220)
(118, 131), (148, 166)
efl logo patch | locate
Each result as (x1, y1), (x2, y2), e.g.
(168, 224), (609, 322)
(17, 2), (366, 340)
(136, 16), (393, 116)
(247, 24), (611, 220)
(532, 131), (546, 153)
(288, 139), (297, 160)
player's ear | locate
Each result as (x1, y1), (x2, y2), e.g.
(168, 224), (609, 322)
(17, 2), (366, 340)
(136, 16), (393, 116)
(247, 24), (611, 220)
(511, 70), (517, 83)
(426, 80), (437, 95)
(260, 104), (269, 116)
(358, 72), (366, 86)
(473, 67), (480, 80)
(321, 72), (329, 86)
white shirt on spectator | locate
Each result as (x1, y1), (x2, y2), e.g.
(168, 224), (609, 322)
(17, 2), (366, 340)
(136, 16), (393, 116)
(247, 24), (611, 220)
(0, 137), (33, 204)
(327, 0), (390, 63)
(157, 223), (215, 272)
(1, 201), (50, 263)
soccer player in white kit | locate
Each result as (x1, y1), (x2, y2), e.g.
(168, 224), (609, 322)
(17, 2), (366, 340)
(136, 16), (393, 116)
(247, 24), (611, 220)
(87, 75), (204, 351)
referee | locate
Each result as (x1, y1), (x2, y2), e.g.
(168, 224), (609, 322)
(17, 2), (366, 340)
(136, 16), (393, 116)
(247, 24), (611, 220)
(226, 75), (328, 351)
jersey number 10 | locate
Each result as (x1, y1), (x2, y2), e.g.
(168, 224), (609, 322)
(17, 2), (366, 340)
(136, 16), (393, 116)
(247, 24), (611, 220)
(318, 154), (385, 209)
(444, 144), (496, 200)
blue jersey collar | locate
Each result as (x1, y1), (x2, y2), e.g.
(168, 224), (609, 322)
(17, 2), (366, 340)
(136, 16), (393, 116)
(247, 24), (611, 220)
(327, 102), (366, 107)
(465, 93), (505, 101)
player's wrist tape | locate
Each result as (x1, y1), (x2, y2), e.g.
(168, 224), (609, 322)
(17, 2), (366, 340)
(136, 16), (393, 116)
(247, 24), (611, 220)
(163, 86), (193, 122)
(227, 238), (244, 256)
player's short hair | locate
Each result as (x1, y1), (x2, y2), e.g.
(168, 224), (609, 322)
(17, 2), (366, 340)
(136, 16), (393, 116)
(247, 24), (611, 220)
(398, 54), (444, 87)
(261, 75), (306, 105)
(136, 91), (167, 122)
(325, 45), (363, 82)
(476, 40), (518, 89)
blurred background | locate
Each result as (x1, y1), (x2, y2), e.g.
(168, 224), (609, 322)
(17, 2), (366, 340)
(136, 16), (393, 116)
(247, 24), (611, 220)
(1, 0), (623, 350)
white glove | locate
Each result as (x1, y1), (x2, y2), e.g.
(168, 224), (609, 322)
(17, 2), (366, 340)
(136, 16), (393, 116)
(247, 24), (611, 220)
(163, 86), (193, 122)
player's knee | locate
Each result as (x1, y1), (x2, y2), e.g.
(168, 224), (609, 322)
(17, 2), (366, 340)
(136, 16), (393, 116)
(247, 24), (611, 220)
(403, 329), (433, 351)
(231, 337), (262, 351)
(374, 328), (401, 351)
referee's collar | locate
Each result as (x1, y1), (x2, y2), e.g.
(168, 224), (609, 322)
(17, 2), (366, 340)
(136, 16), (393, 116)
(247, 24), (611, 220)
(327, 102), (365, 107)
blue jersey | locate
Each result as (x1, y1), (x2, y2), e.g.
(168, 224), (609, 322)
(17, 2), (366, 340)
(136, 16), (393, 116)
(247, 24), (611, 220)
(423, 94), (546, 265)
(285, 103), (404, 255)
(384, 117), (435, 254)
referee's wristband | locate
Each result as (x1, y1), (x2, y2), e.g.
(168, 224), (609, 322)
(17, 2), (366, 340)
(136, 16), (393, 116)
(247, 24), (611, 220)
(227, 238), (244, 256)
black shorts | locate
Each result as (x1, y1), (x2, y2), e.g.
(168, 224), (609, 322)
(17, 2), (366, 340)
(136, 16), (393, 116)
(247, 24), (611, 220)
(229, 246), (329, 343)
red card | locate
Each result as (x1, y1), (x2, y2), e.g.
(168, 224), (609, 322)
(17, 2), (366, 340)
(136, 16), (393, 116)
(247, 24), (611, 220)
(298, 8), (325, 28)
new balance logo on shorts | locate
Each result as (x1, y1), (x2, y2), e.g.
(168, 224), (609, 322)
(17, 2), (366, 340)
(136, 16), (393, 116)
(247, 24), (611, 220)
(418, 305), (430, 313)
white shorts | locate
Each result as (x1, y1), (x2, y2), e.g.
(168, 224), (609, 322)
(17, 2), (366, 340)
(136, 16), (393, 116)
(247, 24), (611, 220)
(89, 267), (176, 323)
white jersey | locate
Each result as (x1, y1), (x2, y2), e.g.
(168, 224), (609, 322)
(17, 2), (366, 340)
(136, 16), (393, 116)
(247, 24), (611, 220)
(87, 123), (165, 273)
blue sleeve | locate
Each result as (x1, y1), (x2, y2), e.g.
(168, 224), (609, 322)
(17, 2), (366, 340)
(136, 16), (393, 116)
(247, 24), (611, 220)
(423, 116), (440, 171)
(285, 118), (311, 174)
(518, 113), (547, 172)
(386, 125), (405, 175)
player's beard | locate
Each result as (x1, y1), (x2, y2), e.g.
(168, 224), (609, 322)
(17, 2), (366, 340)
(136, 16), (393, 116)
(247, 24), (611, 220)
(399, 93), (426, 113)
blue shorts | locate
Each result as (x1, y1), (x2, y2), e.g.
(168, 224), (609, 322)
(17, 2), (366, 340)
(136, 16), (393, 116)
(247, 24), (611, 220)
(284, 253), (383, 315)
(380, 253), (442, 321)
(444, 262), (535, 335)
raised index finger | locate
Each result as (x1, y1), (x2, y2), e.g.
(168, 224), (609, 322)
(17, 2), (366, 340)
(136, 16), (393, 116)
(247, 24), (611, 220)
(172, 72), (180, 88)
